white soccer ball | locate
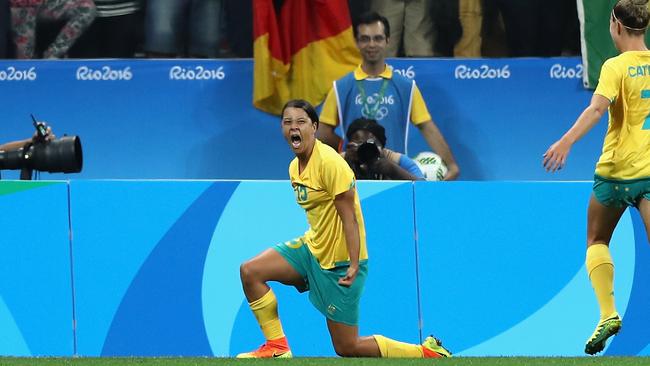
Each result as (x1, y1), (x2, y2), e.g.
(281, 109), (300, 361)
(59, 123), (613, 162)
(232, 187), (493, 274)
(413, 151), (448, 181)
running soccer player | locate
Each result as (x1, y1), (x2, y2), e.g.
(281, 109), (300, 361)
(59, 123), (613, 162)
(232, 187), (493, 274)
(543, 0), (650, 355)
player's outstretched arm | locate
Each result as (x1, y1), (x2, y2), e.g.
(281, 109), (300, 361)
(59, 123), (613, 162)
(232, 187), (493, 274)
(543, 94), (610, 173)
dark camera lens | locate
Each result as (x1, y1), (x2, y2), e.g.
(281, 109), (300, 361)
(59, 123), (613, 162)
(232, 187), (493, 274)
(0, 136), (83, 173)
(357, 140), (380, 165)
(31, 136), (83, 173)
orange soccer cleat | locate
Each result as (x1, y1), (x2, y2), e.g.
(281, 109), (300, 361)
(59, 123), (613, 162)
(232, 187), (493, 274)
(236, 336), (293, 358)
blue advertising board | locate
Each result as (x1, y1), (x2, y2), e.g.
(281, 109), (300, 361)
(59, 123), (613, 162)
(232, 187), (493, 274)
(0, 181), (74, 356)
(414, 181), (644, 356)
(0, 58), (602, 181)
(4, 180), (650, 356)
(69, 180), (418, 356)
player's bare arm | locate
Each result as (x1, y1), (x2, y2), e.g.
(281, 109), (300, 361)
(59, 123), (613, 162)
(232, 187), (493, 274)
(543, 94), (610, 172)
(334, 187), (360, 287)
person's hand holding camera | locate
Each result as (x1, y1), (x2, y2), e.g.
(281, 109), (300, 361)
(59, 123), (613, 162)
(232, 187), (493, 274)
(31, 122), (55, 143)
(351, 139), (404, 179)
(0, 123), (54, 152)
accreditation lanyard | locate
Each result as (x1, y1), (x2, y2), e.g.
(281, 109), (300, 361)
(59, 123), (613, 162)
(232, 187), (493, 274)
(356, 78), (389, 120)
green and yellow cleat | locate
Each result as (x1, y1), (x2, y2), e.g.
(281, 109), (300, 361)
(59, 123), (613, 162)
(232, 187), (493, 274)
(585, 314), (622, 355)
(422, 335), (452, 358)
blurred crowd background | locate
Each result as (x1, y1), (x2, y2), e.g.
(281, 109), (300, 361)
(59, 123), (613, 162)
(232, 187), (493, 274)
(0, 0), (581, 60)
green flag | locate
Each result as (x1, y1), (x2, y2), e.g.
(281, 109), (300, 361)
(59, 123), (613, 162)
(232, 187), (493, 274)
(580, 0), (650, 88)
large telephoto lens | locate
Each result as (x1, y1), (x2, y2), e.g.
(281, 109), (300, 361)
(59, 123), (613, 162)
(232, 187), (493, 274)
(0, 136), (83, 173)
(30, 136), (83, 173)
(0, 148), (26, 170)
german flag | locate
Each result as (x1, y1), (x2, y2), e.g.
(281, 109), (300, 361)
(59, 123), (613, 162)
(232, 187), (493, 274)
(253, 0), (361, 115)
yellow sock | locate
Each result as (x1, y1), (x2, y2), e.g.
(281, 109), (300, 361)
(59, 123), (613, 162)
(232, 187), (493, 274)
(249, 289), (285, 340)
(373, 335), (423, 358)
(586, 244), (617, 319)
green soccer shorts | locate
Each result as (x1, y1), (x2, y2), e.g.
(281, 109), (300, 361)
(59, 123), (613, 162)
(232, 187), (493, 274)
(593, 174), (650, 208)
(274, 237), (368, 326)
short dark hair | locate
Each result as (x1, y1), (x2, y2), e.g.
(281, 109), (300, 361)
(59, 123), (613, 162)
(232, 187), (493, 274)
(353, 11), (390, 40)
(613, 0), (650, 36)
(346, 118), (387, 147)
(281, 99), (319, 128)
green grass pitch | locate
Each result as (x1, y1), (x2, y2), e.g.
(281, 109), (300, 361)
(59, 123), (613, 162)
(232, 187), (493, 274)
(1, 358), (650, 366)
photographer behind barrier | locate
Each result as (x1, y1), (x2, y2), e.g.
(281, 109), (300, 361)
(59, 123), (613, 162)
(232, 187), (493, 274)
(342, 118), (424, 180)
(0, 125), (56, 151)
(0, 121), (83, 180)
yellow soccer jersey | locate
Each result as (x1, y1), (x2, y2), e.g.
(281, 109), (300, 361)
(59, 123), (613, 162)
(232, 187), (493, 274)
(319, 64), (432, 126)
(594, 51), (650, 180)
(289, 140), (368, 269)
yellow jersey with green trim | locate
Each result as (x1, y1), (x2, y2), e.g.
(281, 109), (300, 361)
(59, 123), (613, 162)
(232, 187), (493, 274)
(594, 51), (650, 180)
(289, 140), (368, 269)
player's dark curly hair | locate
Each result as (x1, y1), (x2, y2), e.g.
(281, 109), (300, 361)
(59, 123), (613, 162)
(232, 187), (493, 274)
(613, 0), (650, 36)
(281, 99), (319, 128)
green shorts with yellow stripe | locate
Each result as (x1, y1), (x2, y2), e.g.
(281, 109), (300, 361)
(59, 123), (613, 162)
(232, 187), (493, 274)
(593, 174), (650, 208)
(273, 237), (368, 326)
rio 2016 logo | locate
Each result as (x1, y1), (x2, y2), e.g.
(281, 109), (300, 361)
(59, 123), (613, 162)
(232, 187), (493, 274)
(354, 93), (393, 120)
(76, 66), (132, 81)
(354, 93), (395, 106)
(0, 66), (37, 81)
(392, 66), (416, 79)
(454, 64), (511, 79)
(169, 66), (225, 80)
(549, 64), (583, 79)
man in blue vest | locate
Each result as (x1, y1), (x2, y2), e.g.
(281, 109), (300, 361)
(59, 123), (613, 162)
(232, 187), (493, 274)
(318, 11), (459, 180)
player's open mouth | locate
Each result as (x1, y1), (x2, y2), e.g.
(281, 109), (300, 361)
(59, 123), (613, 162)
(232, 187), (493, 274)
(290, 133), (302, 148)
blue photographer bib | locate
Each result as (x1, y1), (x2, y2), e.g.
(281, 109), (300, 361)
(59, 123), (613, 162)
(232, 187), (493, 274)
(333, 70), (414, 153)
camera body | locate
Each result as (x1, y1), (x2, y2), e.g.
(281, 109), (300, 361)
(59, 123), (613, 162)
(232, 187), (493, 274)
(356, 138), (381, 165)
